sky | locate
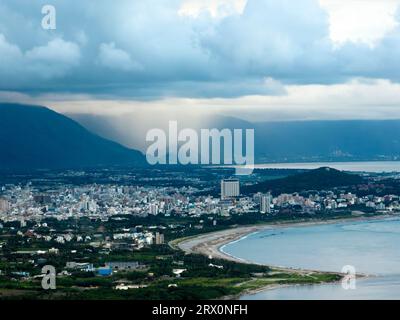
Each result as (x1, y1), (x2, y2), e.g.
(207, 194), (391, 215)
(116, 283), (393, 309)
(1, 0), (400, 122)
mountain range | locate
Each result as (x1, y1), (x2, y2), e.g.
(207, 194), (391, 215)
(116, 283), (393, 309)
(0, 103), (146, 170)
(2, 102), (400, 170)
(70, 113), (400, 163)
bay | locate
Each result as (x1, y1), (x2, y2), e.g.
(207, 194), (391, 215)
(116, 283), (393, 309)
(220, 218), (400, 299)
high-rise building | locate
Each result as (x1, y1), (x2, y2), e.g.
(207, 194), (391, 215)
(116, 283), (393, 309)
(155, 232), (164, 245)
(149, 203), (159, 215)
(260, 193), (272, 214)
(221, 179), (240, 199)
(80, 197), (97, 212)
(0, 198), (10, 213)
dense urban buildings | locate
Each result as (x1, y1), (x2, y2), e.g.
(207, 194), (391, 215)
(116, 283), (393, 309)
(0, 166), (399, 299)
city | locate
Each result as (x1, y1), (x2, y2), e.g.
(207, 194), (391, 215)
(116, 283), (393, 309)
(0, 166), (399, 299)
(2, 0), (400, 309)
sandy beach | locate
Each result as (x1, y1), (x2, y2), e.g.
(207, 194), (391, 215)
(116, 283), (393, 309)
(174, 215), (392, 272)
(173, 215), (389, 299)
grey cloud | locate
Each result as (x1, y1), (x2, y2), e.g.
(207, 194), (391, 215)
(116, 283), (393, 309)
(0, 0), (399, 99)
(97, 42), (143, 72)
(0, 35), (81, 87)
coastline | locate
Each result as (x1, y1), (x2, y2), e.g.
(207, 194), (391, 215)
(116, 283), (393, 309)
(176, 214), (393, 270)
(174, 214), (393, 298)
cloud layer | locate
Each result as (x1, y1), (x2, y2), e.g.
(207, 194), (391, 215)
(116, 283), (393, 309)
(0, 0), (399, 99)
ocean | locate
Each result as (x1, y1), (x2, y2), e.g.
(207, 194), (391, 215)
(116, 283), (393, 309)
(221, 217), (400, 300)
(252, 161), (400, 172)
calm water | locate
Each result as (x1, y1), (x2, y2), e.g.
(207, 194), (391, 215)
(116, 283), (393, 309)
(252, 161), (400, 172)
(221, 218), (400, 299)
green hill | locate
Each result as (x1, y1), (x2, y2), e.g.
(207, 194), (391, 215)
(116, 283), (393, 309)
(244, 167), (364, 195)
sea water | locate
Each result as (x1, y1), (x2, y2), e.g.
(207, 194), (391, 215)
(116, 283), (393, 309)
(220, 218), (400, 299)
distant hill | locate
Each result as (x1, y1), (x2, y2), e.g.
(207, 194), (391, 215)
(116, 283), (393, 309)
(69, 114), (400, 163)
(0, 103), (146, 170)
(251, 120), (400, 162)
(212, 117), (400, 162)
(244, 167), (364, 195)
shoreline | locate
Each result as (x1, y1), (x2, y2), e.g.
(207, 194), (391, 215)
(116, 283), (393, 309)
(176, 214), (394, 271)
(175, 214), (394, 298)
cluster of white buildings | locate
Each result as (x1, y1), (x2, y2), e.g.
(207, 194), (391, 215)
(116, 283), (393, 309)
(0, 181), (265, 223)
(13, 223), (165, 250)
(1, 177), (399, 228)
(269, 191), (400, 214)
(0, 184), (199, 223)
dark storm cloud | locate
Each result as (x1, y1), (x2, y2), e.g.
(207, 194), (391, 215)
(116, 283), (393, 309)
(0, 0), (400, 99)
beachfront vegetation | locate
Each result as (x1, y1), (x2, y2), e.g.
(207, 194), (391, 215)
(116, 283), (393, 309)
(0, 268), (341, 300)
(0, 237), (342, 300)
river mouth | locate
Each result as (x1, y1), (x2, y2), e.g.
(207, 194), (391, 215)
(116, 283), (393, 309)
(221, 217), (400, 299)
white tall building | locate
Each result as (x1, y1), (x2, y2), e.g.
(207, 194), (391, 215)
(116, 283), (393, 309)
(260, 193), (272, 214)
(221, 179), (240, 199)
(80, 197), (97, 213)
(149, 203), (159, 215)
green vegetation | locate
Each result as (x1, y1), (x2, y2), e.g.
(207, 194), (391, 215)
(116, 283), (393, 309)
(0, 198), (358, 300)
(0, 237), (343, 300)
(245, 167), (364, 195)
